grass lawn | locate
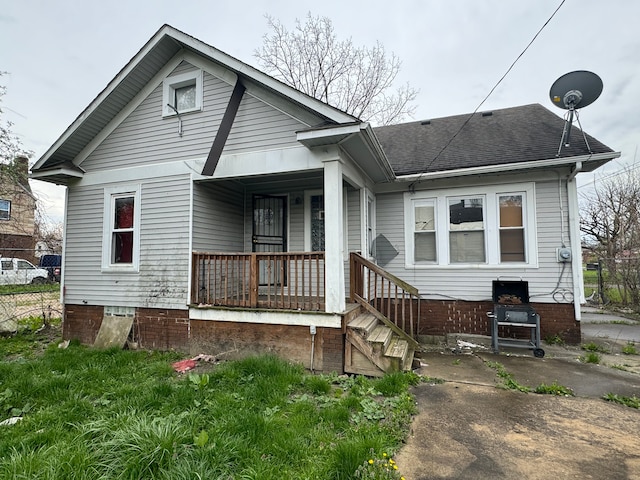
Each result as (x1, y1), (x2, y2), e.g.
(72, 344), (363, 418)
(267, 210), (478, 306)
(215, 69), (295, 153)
(0, 325), (417, 479)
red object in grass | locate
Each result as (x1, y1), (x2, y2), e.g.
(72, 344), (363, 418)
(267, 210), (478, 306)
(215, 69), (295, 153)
(172, 359), (197, 373)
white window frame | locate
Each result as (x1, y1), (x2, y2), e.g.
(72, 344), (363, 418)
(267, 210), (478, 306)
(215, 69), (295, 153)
(162, 70), (203, 117)
(0, 199), (10, 220)
(102, 185), (141, 273)
(304, 190), (325, 252)
(404, 182), (538, 269)
(412, 197), (438, 264)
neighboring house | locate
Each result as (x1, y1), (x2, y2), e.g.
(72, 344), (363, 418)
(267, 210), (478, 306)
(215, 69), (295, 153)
(0, 157), (37, 262)
(31, 25), (619, 375)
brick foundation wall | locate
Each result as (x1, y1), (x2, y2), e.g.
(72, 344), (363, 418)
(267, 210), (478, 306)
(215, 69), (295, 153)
(63, 304), (344, 373)
(190, 320), (344, 374)
(64, 304), (104, 344)
(135, 308), (189, 351)
(419, 300), (580, 344)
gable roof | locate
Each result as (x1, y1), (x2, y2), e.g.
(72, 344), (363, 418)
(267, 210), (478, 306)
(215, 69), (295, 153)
(374, 104), (617, 177)
(32, 24), (357, 177)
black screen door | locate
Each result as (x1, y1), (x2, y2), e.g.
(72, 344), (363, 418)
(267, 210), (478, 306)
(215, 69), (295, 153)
(252, 195), (287, 284)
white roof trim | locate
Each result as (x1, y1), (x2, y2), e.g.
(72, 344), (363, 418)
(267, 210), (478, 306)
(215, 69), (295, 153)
(394, 151), (621, 182)
(30, 166), (85, 180)
(33, 24), (356, 172)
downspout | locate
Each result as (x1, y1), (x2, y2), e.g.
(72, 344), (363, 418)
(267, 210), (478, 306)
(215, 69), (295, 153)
(567, 161), (583, 321)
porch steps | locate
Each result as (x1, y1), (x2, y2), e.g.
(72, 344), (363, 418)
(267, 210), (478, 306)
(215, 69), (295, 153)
(345, 311), (415, 377)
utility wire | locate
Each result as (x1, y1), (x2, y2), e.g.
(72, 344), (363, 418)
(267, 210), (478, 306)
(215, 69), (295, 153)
(408, 0), (566, 191)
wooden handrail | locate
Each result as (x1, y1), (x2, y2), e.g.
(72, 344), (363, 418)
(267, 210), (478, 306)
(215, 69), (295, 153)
(350, 252), (421, 340)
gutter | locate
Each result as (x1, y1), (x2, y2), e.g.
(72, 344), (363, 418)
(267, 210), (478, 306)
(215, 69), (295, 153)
(395, 151), (621, 183)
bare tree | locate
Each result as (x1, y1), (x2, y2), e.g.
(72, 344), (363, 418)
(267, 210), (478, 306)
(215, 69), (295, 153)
(0, 74), (31, 165)
(580, 166), (640, 307)
(255, 13), (418, 126)
(1, 74), (38, 260)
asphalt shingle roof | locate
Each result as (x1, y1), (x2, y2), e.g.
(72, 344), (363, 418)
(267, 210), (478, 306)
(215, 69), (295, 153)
(373, 104), (614, 176)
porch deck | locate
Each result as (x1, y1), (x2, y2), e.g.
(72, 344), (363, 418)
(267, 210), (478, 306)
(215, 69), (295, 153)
(191, 252), (325, 311)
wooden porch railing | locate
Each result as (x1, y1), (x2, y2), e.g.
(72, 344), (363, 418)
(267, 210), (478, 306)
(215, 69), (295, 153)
(350, 252), (421, 340)
(192, 252), (325, 311)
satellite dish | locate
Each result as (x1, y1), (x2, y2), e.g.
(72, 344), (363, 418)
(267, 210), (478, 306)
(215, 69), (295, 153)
(550, 70), (603, 110)
(549, 71), (602, 154)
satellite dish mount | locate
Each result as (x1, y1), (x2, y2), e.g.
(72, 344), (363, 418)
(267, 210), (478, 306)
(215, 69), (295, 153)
(549, 71), (603, 156)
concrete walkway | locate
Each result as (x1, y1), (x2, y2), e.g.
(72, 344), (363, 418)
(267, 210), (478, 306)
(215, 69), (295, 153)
(581, 306), (640, 344)
(395, 306), (640, 480)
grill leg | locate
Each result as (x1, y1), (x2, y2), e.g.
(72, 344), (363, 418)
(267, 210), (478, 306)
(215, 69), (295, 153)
(491, 315), (499, 353)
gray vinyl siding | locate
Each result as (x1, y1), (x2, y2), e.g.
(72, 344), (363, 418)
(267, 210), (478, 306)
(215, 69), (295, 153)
(375, 178), (573, 303)
(64, 174), (192, 309)
(192, 182), (244, 252)
(83, 63), (308, 172)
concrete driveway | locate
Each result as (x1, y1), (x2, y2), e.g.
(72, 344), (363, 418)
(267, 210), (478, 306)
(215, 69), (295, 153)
(396, 309), (640, 479)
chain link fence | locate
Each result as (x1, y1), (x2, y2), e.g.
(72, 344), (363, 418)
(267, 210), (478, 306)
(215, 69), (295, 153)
(585, 257), (640, 312)
(0, 287), (62, 333)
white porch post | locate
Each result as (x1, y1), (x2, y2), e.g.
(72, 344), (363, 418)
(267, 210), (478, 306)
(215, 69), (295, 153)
(323, 158), (346, 313)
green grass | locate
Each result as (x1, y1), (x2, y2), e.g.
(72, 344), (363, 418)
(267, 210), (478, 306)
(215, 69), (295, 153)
(581, 352), (601, 364)
(603, 393), (640, 409)
(0, 283), (60, 295)
(0, 329), (417, 479)
(581, 341), (610, 354)
(534, 381), (574, 396)
(622, 342), (637, 355)
(486, 361), (531, 393)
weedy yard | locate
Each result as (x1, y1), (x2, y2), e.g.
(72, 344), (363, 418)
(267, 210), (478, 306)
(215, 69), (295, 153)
(0, 323), (416, 479)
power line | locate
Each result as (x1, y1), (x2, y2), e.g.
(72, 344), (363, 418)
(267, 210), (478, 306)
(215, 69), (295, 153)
(408, 0), (566, 191)
(578, 160), (640, 189)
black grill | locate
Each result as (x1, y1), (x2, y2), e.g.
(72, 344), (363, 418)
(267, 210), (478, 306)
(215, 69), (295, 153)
(490, 279), (544, 357)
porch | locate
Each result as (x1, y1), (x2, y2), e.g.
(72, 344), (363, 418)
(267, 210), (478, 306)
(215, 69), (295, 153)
(190, 251), (421, 375)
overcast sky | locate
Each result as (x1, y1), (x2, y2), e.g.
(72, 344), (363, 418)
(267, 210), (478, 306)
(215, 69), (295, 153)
(2, 0), (639, 224)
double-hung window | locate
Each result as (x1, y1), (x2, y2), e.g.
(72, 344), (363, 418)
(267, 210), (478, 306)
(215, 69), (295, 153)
(448, 196), (485, 263)
(499, 194), (526, 262)
(413, 199), (437, 262)
(405, 183), (536, 267)
(102, 185), (141, 272)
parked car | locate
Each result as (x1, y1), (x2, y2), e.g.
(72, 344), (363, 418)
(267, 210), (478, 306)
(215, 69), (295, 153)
(0, 258), (49, 285)
(38, 254), (62, 283)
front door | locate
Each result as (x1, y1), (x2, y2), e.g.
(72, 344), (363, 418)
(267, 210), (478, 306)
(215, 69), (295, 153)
(252, 195), (287, 285)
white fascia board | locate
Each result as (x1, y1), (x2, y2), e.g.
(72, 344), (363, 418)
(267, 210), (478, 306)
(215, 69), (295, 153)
(33, 26), (176, 171)
(166, 27), (356, 124)
(394, 152), (621, 183)
(296, 123), (362, 142)
(189, 307), (342, 328)
(204, 146), (332, 180)
(30, 166), (84, 181)
(359, 124), (395, 182)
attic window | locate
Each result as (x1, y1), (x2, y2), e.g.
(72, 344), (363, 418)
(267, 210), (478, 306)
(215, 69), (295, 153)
(162, 70), (203, 116)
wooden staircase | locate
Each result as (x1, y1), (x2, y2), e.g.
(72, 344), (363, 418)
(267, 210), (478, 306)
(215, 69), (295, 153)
(345, 309), (417, 377)
(345, 252), (422, 376)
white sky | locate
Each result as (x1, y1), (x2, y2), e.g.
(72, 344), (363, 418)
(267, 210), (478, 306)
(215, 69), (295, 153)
(1, 0), (639, 224)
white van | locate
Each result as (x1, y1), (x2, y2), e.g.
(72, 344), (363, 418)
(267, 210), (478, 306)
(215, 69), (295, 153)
(0, 258), (49, 285)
